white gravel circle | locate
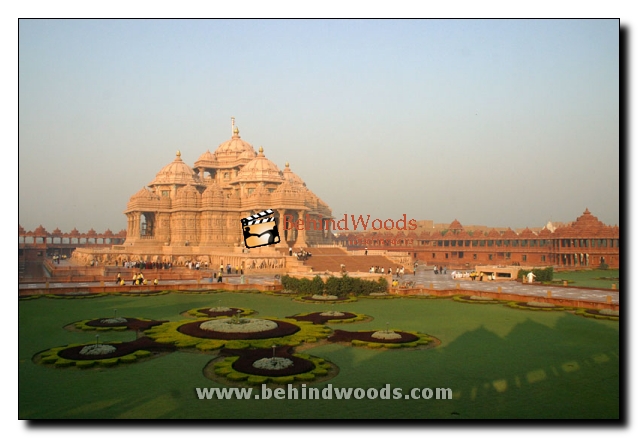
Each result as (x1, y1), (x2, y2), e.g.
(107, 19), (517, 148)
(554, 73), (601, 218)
(371, 331), (402, 340)
(79, 344), (117, 355)
(199, 318), (277, 333)
(252, 357), (294, 370)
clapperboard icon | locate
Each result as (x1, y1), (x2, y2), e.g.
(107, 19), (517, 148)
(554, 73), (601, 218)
(241, 209), (281, 249)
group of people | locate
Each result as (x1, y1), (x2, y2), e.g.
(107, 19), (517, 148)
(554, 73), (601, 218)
(219, 263), (242, 275)
(433, 265), (447, 275)
(186, 261), (207, 270)
(368, 266), (407, 277)
(115, 272), (158, 286)
(119, 260), (173, 270)
(295, 250), (312, 261)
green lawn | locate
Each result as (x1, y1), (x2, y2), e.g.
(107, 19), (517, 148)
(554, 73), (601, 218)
(19, 291), (620, 420)
(551, 269), (619, 289)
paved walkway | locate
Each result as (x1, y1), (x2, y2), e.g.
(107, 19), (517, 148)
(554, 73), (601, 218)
(18, 269), (618, 304)
(398, 269), (618, 304)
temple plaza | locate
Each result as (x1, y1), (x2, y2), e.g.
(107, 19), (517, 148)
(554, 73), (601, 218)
(18, 122), (619, 420)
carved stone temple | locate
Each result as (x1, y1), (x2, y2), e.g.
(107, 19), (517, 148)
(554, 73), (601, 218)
(72, 120), (334, 270)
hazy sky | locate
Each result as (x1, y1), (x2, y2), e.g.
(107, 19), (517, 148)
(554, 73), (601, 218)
(18, 19), (620, 233)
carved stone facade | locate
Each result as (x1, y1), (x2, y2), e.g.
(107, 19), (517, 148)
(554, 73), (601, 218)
(341, 209), (620, 269)
(73, 121), (333, 267)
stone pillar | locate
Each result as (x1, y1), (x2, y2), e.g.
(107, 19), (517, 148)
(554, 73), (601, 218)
(295, 210), (308, 247)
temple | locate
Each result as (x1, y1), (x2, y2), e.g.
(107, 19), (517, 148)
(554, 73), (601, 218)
(69, 120), (334, 269)
(19, 120), (619, 274)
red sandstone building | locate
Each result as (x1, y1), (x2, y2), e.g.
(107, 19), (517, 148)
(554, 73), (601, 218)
(339, 209), (619, 269)
(19, 211), (618, 272)
(18, 225), (126, 262)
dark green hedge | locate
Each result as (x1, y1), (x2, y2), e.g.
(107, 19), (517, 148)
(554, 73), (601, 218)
(281, 274), (388, 297)
(517, 267), (554, 282)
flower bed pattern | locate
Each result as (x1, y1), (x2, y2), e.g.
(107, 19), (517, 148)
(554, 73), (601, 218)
(71, 317), (168, 332)
(287, 311), (371, 325)
(506, 301), (570, 311)
(361, 293), (399, 300)
(19, 295), (42, 301)
(185, 306), (255, 319)
(35, 337), (176, 368)
(45, 292), (107, 299)
(171, 289), (225, 295)
(574, 308), (619, 321)
(144, 317), (332, 350)
(33, 297), (439, 384)
(206, 346), (335, 385)
(328, 329), (437, 349)
(453, 295), (504, 304)
(294, 296), (358, 304)
(118, 289), (170, 297)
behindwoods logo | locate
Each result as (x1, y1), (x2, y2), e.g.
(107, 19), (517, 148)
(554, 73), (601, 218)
(284, 214), (417, 232)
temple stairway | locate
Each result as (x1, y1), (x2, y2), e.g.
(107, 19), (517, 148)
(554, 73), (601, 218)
(280, 247), (401, 274)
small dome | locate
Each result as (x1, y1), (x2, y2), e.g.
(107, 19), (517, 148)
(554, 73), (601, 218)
(131, 187), (160, 201)
(194, 150), (217, 168)
(149, 151), (201, 186)
(283, 162), (306, 187)
(234, 147), (284, 184)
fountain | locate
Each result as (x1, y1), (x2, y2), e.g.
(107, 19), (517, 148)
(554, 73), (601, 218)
(78, 334), (116, 355)
(371, 322), (402, 340)
(252, 344), (294, 370)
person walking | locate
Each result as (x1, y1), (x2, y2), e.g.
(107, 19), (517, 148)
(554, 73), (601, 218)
(526, 271), (536, 284)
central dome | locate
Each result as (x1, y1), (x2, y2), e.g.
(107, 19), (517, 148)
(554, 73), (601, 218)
(214, 127), (257, 166)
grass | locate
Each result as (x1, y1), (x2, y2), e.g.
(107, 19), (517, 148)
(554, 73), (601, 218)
(19, 291), (619, 419)
(550, 269), (619, 289)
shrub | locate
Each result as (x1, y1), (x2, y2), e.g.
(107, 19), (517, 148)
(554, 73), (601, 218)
(518, 267), (553, 282)
(311, 275), (324, 295)
(283, 274), (385, 296)
(247, 376), (268, 385)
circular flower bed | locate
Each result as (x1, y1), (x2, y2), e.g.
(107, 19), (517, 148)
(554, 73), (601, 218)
(171, 289), (225, 295)
(100, 317), (128, 324)
(574, 308), (619, 321)
(178, 318), (298, 340)
(118, 289), (170, 297)
(507, 301), (569, 311)
(361, 293), (399, 300)
(35, 337), (176, 368)
(45, 292), (106, 299)
(145, 317), (332, 350)
(19, 295), (42, 301)
(199, 318), (278, 333)
(287, 311), (371, 325)
(71, 317), (167, 332)
(205, 346), (336, 385)
(453, 295), (502, 304)
(79, 344), (117, 355)
(294, 295), (358, 304)
(328, 329), (437, 349)
(312, 294), (338, 300)
(185, 306), (255, 319)
(371, 331), (403, 340)
(253, 357), (294, 370)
